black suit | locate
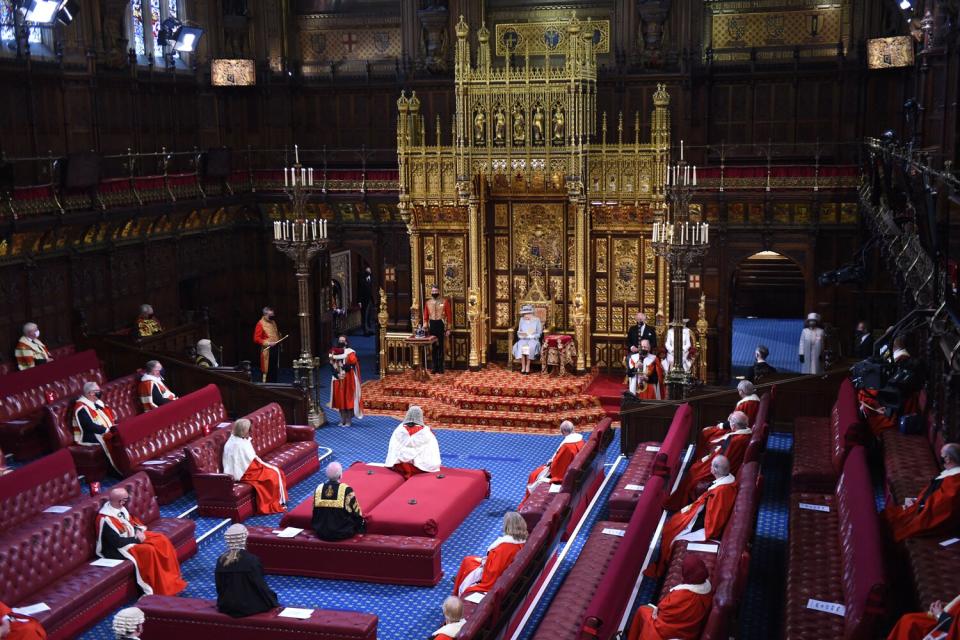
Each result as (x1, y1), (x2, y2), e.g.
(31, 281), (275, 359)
(358, 273), (376, 335)
(853, 333), (874, 359)
(746, 361), (778, 383)
(627, 323), (658, 350)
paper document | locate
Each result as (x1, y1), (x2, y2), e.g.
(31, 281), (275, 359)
(90, 558), (125, 568)
(798, 502), (830, 513)
(645, 445), (661, 452)
(277, 607), (314, 619)
(276, 527), (303, 538)
(601, 528), (626, 537)
(940, 537), (960, 547)
(806, 599), (845, 617)
(140, 461), (166, 466)
(624, 484), (644, 491)
(463, 592), (486, 604)
(42, 505), (71, 513)
(548, 484), (562, 493)
(12, 603), (50, 616)
(687, 543), (719, 553)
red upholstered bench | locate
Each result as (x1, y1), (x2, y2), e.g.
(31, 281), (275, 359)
(186, 402), (319, 521)
(791, 378), (863, 494)
(43, 373), (141, 481)
(137, 595), (378, 640)
(879, 428), (940, 507)
(903, 537), (960, 613)
(785, 447), (886, 640)
(280, 462), (406, 529)
(245, 526), (443, 586)
(112, 384), (229, 503)
(0, 449), (94, 535)
(0, 350), (104, 460)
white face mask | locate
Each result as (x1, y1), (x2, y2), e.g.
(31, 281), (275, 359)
(34, 330), (40, 338)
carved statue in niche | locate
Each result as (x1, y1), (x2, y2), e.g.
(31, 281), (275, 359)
(552, 105), (565, 144)
(223, 0), (250, 57)
(493, 108), (506, 144)
(532, 105), (545, 145)
(637, 0), (670, 50)
(473, 109), (486, 145)
(418, 0), (449, 73)
(101, 0), (131, 67)
(513, 107), (526, 145)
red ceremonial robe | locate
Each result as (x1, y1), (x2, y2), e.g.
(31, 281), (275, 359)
(0, 601), (47, 640)
(885, 467), (960, 542)
(328, 348), (363, 418)
(138, 375), (176, 412)
(638, 354), (666, 400)
(522, 433), (585, 504)
(453, 535), (524, 597)
(253, 318), (281, 377)
(859, 388), (896, 436)
(886, 594), (960, 640)
(243, 459), (287, 514)
(669, 430), (751, 510)
(627, 581), (713, 640)
(735, 395), (761, 427)
(96, 504), (187, 596)
(647, 474), (737, 578)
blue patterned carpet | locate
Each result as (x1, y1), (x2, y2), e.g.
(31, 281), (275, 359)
(731, 317), (804, 377)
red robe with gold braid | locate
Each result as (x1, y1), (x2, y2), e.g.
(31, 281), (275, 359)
(138, 375), (176, 412)
(328, 347), (363, 418)
(253, 317), (281, 379)
(885, 467), (960, 542)
(96, 503), (187, 596)
(14, 336), (51, 370)
(452, 535), (525, 597)
(628, 581), (713, 640)
(638, 354), (666, 400)
(423, 296), (453, 327)
(886, 594), (960, 640)
(522, 433), (584, 504)
(0, 601), (46, 639)
(669, 429), (751, 510)
(647, 474), (738, 578)
(72, 396), (119, 471)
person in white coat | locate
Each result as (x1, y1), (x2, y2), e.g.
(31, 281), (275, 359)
(222, 419), (287, 514)
(385, 405), (442, 479)
(799, 312), (825, 374)
(664, 320), (694, 374)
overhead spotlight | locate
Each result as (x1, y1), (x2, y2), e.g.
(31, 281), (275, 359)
(899, 0), (912, 9)
(173, 25), (203, 52)
(56, 0), (78, 25)
(20, 0), (62, 23)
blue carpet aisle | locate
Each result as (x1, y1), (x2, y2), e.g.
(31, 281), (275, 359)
(79, 332), (620, 639)
(731, 317), (804, 377)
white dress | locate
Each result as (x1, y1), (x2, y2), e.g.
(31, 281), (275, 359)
(512, 316), (543, 359)
(799, 327), (825, 374)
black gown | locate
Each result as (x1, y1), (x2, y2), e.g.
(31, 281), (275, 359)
(215, 550), (279, 617)
(312, 480), (366, 541)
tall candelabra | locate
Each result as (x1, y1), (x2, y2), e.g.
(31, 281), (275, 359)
(272, 145), (327, 427)
(651, 141), (708, 398)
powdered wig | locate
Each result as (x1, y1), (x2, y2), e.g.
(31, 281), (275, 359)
(221, 523), (249, 565)
(503, 511), (529, 542)
(231, 418), (252, 437)
(139, 304), (153, 315)
(404, 405), (425, 426)
(112, 607), (144, 638)
(559, 420), (575, 435)
(737, 380), (755, 397)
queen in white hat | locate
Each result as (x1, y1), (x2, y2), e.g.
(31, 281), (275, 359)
(799, 311), (825, 375)
(513, 304), (543, 374)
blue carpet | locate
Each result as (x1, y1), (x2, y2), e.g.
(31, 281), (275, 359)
(731, 317), (803, 377)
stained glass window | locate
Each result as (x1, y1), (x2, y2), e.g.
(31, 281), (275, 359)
(1, 0), (43, 44)
(131, 0), (146, 55)
(167, 0), (178, 19)
(149, 0), (161, 56)
(129, 0), (182, 61)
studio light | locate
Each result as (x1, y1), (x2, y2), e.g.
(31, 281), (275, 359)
(173, 25), (203, 52)
(21, 0), (62, 23)
(899, 0), (912, 9)
(57, 0), (78, 25)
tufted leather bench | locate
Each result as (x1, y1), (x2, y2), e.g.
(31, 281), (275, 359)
(785, 447), (886, 640)
(137, 595), (378, 640)
(519, 417), (613, 531)
(792, 378), (863, 494)
(245, 526), (443, 586)
(112, 384), (229, 504)
(0, 350), (104, 460)
(43, 373), (141, 482)
(186, 402), (318, 521)
(0, 448), (93, 536)
(879, 428), (940, 507)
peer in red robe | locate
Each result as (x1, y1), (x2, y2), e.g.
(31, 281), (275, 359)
(328, 337), (363, 427)
(646, 456), (737, 579)
(885, 446), (960, 542)
(453, 512), (527, 598)
(630, 556), (713, 640)
(138, 361), (177, 411)
(670, 412), (751, 510)
(697, 384), (760, 457)
(637, 340), (665, 400)
(430, 597), (466, 640)
(0, 601), (47, 640)
(385, 406), (442, 479)
(858, 387), (896, 436)
(96, 488), (187, 596)
(222, 419), (287, 515)
(887, 594), (960, 640)
(522, 420), (584, 504)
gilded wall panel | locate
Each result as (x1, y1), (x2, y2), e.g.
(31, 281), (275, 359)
(611, 307), (625, 334)
(512, 203), (564, 269)
(596, 278), (608, 303)
(496, 302), (510, 328)
(423, 236), (435, 271)
(595, 238), (607, 272)
(613, 239), (639, 302)
(455, 303), (466, 327)
(795, 205), (811, 225)
(840, 203), (857, 224)
(595, 311), (608, 332)
(495, 236), (509, 271)
(495, 275), (510, 300)
(514, 276), (527, 297)
(495, 204), (508, 227)
(644, 239), (655, 274)
(644, 280), (657, 307)
(550, 276), (564, 302)
(710, 8), (842, 50)
(439, 236), (465, 295)
(494, 19), (610, 56)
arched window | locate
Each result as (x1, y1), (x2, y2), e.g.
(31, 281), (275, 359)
(129, 0), (181, 60)
(0, 1), (46, 45)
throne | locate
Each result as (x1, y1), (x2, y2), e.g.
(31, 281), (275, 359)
(509, 278), (555, 371)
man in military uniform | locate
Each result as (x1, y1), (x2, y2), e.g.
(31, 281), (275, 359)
(423, 284), (453, 374)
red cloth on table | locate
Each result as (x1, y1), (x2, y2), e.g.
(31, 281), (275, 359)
(544, 334), (573, 348)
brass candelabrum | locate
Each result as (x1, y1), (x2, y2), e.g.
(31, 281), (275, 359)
(651, 143), (708, 399)
(272, 146), (328, 427)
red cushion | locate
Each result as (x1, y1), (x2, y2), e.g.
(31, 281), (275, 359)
(137, 595), (378, 640)
(280, 462), (406, 529)
(366, 467), (490, 539)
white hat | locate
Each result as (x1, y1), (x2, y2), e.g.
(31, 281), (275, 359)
(520, 304), (534, 315)
(807, 312), (821, 322)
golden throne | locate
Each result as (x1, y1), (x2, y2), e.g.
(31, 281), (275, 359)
(509, 277), (555, 371)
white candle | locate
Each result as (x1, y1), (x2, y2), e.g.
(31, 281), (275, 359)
(294, 144), (299, 164)
(693, 165), (697, 186)
(680, 139), (684, 162)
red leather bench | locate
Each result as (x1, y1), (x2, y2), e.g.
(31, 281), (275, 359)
(137, 595), (378, 640)
(0, 448), (93, 535)
(0, 344), (75, 377)
(519, 417), (614, 531)
(186, 402), (319, 521)
(111, 384), (229, 504)
(785, 447), (886, 640)
(608, 404), (693, 522)
(0, 471), (195, 640)
(792, 378), (863, 494)
(0, 349), (104, 459)
(43, 373), (141, 481)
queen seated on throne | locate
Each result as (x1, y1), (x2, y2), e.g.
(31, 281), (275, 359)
(513, 304), (544, 374)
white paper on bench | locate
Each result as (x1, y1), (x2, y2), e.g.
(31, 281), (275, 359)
(12, 603), (50, 616)
(42, 505), (71, 513)
(365, 462), (387, 467)
(464, 592), (486, 604)
(624, 484), (645, 491)
(140, 461), (167, 466)
(548, 484), (562, 493)
(798, 502), (831, 513)
(215, 422), (232, 430)
(277, 607), (314, 619)
(90, 558), (125, 568)
(806, 599), (846, 617)
(601, 528), (626, 537)
(941, 537), (960, 547)
(687, 543), (719, 553)
(276, 527), (303, 538)
(645, 446), (660, 452)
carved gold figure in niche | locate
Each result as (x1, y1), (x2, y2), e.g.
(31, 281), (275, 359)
(473, 109), (486, 145)
(493, 108), (506, 144)
(513, 108), (526, 145)
(552, 105), (564, 144)
(532, 105), (545, 145)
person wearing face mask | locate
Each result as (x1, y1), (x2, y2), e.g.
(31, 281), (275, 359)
(253, 306), (282, 383)
(135, 304), (163, 338)
(138, 360), (177, 411)
(637, 339), (665, 400)
(423, 284), (453, 374)
(15, 322), (52, 370)
(798, 312), (825, 374)
(73, 381), (120, 472)
(328, 335), (363, 427)
(853, 321), (874, 359)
